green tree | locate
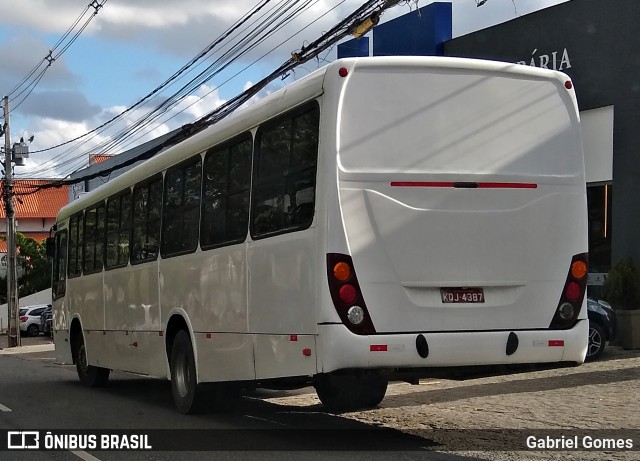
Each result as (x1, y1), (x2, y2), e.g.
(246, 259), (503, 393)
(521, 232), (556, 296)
(16, 233), (52, 297)
(1, 233), (51, 302)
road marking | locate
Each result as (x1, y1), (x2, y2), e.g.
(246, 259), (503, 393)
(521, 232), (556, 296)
(71, 450), (102, 461)
(0, 402), (11, 412)
(243, 414), (290, 427)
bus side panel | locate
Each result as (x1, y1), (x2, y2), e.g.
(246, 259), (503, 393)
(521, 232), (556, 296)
(92, 331), (165, 377)
(247, 229), (318, 335)
(69, 272), (104, 331)
(253, 334), (317, 379)
(53, 298), (73, 364)
(105, 264), (161, 331)
(195, 332), (256, 382)
(171, 246), (248, 334)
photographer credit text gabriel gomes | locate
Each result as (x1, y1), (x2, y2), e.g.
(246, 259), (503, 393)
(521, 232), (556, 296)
(526, 434), (634, 450)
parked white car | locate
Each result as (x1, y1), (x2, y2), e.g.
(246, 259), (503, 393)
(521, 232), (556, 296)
(19, 304), (50, 337)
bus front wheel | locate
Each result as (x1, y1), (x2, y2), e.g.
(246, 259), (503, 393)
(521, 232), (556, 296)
(314, 373), (388, 412)
(74, 334), (110, 387)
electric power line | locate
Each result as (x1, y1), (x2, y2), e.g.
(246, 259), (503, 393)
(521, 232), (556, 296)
(8, 1), (108, 113)
(17, 0), (404, 195)
(25, 0), (325, 177)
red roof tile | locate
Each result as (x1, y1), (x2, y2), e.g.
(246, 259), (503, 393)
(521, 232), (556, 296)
(0, 179), (68, 219)
(90, 154), (112, 165)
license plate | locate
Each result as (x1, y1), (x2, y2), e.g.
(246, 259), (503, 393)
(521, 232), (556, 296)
(440, 287), (485, 304)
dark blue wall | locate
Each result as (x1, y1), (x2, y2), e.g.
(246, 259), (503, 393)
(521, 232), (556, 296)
(337, 37), (369, 58)
(337, 2), (452, 59)
(373, 2), (451, 56)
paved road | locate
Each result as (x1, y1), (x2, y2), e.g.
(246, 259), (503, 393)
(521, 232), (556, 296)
(0, 337), (484, 461)
(3, 334), (639, 460)
(261, 346), (640, 461)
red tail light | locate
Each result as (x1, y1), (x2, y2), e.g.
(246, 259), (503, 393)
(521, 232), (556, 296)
(339, 284), (357, 304)
(549, 253), (588, 329)
(20, 316), (28, 322)
(327, 253), (376, 335)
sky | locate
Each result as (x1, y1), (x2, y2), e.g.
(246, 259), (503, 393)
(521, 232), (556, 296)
(0, 0), (569, 179)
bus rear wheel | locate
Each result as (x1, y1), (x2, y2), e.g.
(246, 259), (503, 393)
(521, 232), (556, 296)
(170, 330), (241, 414)
(171, 330), (202, 414)
(74, 334), (110, 387)
(314, 373), (388, 412)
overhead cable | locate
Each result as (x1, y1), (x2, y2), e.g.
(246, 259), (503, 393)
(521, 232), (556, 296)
(17, 0), (404, 195)
(8, 0), (108, 113)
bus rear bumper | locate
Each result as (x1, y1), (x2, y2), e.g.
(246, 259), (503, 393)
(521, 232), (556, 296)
(317, 319), (588, 373)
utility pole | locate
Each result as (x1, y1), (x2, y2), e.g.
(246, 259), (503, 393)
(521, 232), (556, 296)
(3, 96), (19, 348)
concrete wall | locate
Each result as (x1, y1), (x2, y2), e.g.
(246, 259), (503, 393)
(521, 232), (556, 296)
(0, 288), (52, 333)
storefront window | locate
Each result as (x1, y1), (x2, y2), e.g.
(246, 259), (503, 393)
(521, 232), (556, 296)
(587, 184), (612, 297)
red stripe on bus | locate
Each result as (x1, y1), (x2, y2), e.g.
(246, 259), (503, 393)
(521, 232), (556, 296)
(391, 182), (454, 187)
(478, 182), (538, 189)
(390, 182), (537, 189)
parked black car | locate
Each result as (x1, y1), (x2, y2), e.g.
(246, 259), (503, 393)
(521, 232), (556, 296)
(40, 305), (53, 336)
(586, 297), (617, 361)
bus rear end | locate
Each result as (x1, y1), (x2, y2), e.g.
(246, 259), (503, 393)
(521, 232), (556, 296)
(318, 57), (588, 382)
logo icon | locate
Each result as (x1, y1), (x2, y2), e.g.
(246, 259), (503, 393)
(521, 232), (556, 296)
(7, 431), (40, 449)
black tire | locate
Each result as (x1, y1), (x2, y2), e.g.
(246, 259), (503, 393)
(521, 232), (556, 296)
(170, 330), (204, 414)
(206, 382), (241, 413)
(27, 324), (39, 337)
(586, 321), (606, 361)
(314, 374), (388, 412)
(74, 333), (110, 387)
(361, 377), (388, 408)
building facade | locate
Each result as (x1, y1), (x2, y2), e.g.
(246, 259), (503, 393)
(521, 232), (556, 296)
(0, 179), (68, 278)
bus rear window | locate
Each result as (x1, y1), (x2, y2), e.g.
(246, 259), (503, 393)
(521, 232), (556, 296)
(339, 70), (581, 178)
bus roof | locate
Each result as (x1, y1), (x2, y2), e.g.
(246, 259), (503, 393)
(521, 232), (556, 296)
(56, 56), (574, 221)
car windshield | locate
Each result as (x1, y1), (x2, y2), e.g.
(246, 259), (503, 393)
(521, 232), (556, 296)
(19, 309), (27, 316)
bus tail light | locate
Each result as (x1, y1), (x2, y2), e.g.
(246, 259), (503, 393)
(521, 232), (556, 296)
(327, 253), (376, 335)
(339, 285), (357, 304)
(549, 253), (588, 329)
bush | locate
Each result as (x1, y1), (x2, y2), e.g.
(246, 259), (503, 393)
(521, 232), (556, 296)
(603, 258), (640, 310)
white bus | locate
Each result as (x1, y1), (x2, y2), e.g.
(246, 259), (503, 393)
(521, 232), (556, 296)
(49, 57), (589, 414)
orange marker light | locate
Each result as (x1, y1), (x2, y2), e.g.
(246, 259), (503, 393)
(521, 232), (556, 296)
(571, 260), (588, 279)
(333, 262), (351, 282)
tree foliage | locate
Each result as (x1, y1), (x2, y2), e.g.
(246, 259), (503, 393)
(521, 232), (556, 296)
(0, 233), (51, 304)
(603, 258), (640, 310)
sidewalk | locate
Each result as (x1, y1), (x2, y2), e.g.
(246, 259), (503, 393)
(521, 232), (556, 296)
(0, 332), (54, 354)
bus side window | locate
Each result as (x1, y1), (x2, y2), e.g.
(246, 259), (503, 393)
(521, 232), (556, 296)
(53, 230), (67, 299)
(68, 213), (83, 278)
(83, 203), (105, 274)
(162, 156), (202, 257)
(251, 102), (319, 239)
(201, 134), (252, 249)
(106, 191), (131, 269)
(132, 176), (162, 263)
